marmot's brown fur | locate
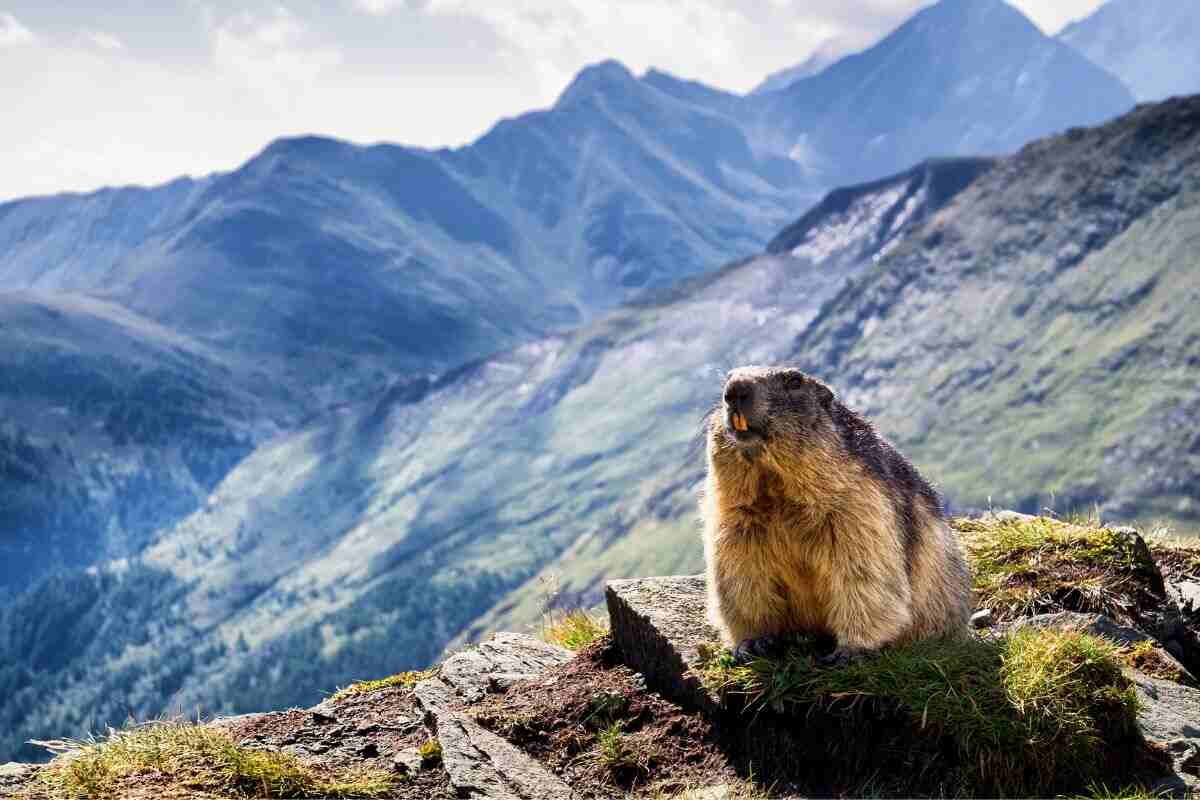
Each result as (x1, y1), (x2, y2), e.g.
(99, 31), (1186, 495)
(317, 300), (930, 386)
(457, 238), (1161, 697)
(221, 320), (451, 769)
(701, 366), (971, 663)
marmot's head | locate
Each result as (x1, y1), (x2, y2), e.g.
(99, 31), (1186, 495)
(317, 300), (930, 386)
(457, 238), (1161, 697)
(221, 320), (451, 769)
(708, 366), (839, 473)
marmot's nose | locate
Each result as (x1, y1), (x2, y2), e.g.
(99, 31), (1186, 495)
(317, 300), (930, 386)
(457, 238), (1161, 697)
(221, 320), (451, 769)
(723, 379), (756, 410)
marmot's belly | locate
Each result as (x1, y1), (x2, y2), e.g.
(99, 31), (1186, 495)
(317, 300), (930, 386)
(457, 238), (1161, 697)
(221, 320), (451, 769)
(774, 561), (833, 635)
(760, 532), (834, 635)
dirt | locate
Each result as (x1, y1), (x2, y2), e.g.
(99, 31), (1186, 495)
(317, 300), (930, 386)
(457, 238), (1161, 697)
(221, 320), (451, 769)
(470, 638), (741, 799)
(1153, 543), (1200, 584)
(220, 683), (454, 800)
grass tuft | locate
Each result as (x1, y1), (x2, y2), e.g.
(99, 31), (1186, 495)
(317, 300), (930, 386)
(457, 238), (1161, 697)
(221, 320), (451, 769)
(542, 609), (608, 651)
(331, 669), (433, 702)
(697, 626), (1141, 796)
(592, 720), (647, 777)
(417, 737), (442, 766)
(28, 719), (395, 799)
(955, 514), (1160, 623)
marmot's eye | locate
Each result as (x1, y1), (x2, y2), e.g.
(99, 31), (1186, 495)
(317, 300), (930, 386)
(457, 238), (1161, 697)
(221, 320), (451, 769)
(783, 375), (806, 390)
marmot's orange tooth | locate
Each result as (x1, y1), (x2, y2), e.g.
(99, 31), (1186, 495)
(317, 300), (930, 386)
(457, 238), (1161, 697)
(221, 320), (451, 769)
(735, 413), (748, 432)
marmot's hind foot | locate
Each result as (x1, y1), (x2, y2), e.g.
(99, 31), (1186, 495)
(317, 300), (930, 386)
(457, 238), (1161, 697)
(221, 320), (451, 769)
(732, 635), (784, 664)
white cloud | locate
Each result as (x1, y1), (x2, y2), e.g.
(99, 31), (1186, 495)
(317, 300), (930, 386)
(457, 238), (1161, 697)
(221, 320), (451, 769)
(84, 30), (125, 51)
(0, 12), (34, 46)
(351, 0), (406, 14)
(0, 0), (1112, 202)
(212, 7), (343, 110)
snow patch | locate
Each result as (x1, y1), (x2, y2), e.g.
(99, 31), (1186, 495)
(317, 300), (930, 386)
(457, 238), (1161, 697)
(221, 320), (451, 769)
(790, 184), (906, 262)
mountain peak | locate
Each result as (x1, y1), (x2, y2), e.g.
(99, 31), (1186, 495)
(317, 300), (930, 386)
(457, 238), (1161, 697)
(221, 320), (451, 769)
(909, 0), (1038, 35)
(555, 59), (637, 106)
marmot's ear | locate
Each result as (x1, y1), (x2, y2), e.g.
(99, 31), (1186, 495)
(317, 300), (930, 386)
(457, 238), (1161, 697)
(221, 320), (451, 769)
(814, 382), (834, 409)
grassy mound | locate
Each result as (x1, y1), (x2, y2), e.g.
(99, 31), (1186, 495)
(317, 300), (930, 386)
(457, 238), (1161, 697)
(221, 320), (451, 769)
(23, 720), (396, 799)
(955, 514), (1163, 625)
(698, 627), (1143, 796)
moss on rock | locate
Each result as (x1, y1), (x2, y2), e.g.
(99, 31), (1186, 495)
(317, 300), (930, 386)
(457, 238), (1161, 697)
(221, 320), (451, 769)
(330, 670), (434, 702)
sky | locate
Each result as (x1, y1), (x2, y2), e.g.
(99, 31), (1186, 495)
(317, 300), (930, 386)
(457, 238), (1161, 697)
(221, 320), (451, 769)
(0, 0), (1108, 202)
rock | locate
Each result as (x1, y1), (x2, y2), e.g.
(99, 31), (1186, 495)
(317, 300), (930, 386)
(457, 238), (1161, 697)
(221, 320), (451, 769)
(0, 762), (37, 795)
(970, 608), (993, 628)
(415, 676), (572, 800)
(1134, 674), (1200, 796)
(605, 575), (721, 712)
(1009, 611), (1156, 646)
(440, 632), (572, 703)
(1173, 580), (1200, 611)
(393, 747), (425, 775)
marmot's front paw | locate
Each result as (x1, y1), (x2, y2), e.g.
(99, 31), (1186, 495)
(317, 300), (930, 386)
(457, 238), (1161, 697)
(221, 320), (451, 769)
(732, 635), (784, 664)
(816, 647), (873, 667)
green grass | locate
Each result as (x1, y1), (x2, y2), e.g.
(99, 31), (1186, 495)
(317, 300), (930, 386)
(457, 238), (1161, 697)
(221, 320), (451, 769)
(542, 608), (609, 651)
(955, 514), (1160, 623)
(592, 720), (648, 777)
(27, 720), (395, 799)
(417, 737), (442, 766)
(330, 669), (433, 702)
(697, 626), (1142, 796)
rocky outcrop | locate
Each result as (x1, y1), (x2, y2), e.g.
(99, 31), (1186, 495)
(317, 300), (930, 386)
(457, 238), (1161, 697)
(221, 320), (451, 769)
(411, 634), (574, 799)
(607, 574), (1200, 796)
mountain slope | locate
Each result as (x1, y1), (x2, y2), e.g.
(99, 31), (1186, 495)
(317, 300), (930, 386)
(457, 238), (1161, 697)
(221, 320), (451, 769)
(791, 95), (1200, 520)
(0, 158), (991, 762)
(750, 0), (1135, 185)
(0, 292), (273, 590)
(1059, 0), (1200, 102)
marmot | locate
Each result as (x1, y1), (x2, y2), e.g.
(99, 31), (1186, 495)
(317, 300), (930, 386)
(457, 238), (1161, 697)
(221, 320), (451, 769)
(701, 366), (971, 664)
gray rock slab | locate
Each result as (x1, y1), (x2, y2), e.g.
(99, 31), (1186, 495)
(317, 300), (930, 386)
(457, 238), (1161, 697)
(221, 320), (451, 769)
(415, 676), (572, 800)
(1135, 674), (1200, 796)
(0, 761), (38, 796)
(606, 575), (721, 712)
(440, 632), (572, 704)
(393, 746), (425, 776)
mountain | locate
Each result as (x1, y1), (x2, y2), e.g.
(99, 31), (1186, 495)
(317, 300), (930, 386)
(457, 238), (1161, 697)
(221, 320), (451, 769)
(0, 60), (814, 595)
(749, 0), (1135, 185)
(0, 292), (276, 591)
(1058, 0), (1200, 102)
(0, 157), (993, 762)
(790, 94), (1200, 522)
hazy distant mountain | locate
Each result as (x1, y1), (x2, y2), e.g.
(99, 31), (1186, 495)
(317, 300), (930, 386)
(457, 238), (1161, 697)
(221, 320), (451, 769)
(0, 60), (813, 594)
(0, 156), (991, 763)
(1059, 0), (1200, 102)
(751, 38), (849, 95)
(750, 0), (1135, 185)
